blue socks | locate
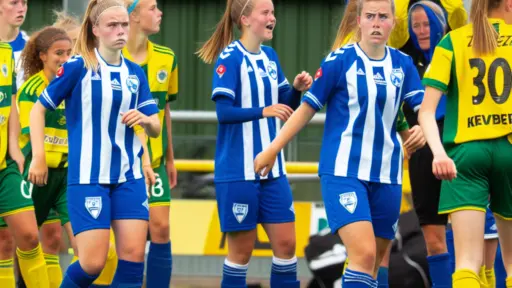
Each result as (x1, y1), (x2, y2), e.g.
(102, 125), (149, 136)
(60, 261), (99, 288)
(110, 259), (144, 287)
(146, 241), (172, 288)
(343, 268), (377, 287)
(221, 259), (248, 288)
(495, 243), (507, 288)
(427, 253), (452, 288)
(446, 229), (455, 273)
(377, 267), (389, 287)
(271, 256), (299, 288)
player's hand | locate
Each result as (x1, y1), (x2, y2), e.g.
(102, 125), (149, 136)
(143, 164), (156, 187)
(166, 160), (178, 189)
(432, 154), (457, 181)
(263, 104), (294, 122)
(403, 125), (426, 156)
(254, 149), (278, 177)
(120, 109), (150, 128)
(293, 71), (313, 91)
(28, 157), (48, 186)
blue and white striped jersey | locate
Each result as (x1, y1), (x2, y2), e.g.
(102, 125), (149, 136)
(303, 43), (424, 184)
(9, 30), (28, 88)
(211, 40), (291, 182)
(39, 49), (159, 185)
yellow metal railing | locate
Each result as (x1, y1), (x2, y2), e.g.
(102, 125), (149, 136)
(174, 159), (412, 193)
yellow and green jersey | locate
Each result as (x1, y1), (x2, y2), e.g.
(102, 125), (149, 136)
(18, 70), (68, 168)
(123, 41), (178, 168)
(0, 43), (16, 170)
(423, 19), (512, 145)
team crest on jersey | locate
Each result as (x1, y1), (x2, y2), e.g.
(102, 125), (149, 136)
(157, 69), (168, 84)
(57, 116), (66, 126)
(232, 203), (248, 223)
(1, 64), (7, 77)
(85, 197), (102, 219)
(339, 192), (357, 214)
(390, 68), (404, 88)
(267, 61), (278, 80)
(126, 75), (140, 93)
(216, 64), (226, 78)
(0, 91), (6, 103)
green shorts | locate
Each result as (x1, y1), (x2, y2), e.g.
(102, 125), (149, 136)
(148, 164), (171, 207)
(439, 135), (512, 219)
(0, 160), (34, 227)
(23, 164), (69, 227)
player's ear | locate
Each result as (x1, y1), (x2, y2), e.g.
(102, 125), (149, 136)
(92, 24), (100, 38)
(39, 51), (48, 63)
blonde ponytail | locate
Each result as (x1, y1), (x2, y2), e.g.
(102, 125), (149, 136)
(470, 0), (499, 56)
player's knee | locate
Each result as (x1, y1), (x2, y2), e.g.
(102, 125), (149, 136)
(348, 243), (377, 272)
(0, 231), (14, 258)
(118, 242), (146, 262)
(17, 228), (40, 249)
(80, 257), (107, 275)
(271, 235), (296, 258)
(149, 218), (170, 242)
(41, 228), (62, 254)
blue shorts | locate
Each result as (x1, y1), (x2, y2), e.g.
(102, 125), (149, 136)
(320, 175), (402, 240)
(485, 207), (498, 240)
(67, 178), (149, 235)
(215, 176), (295, 232)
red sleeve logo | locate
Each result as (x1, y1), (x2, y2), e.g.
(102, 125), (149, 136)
(56, 66), (64, 77)
(216, 64), (226, 78)
(314, 67), (322, 80)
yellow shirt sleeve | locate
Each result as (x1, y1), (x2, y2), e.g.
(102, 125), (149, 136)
(422, 34), (454, 92)
(167, 55), (178, 102)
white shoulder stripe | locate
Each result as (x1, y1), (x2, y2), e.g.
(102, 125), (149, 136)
(304, 91), (323, 109)
(404, 90), (423, 99)
(41, 90), (57, 110)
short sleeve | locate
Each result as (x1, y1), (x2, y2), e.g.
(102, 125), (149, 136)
(167, 54), (178, 102)
(401, 56), (425, 112)
(39, 56), (83, 111)
(302, 51), (343, 111)
(211, 52), (240, 101)
(422, 34), (454, 93)
(136, 67), (158, 116)
(17, 85), (37, 134)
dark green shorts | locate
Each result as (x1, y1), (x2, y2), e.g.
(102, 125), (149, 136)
(24, 166), (69, 227)
(148, 164), (171, 207)
(439, 135), (512, 219)
(0, 160), (34, 226)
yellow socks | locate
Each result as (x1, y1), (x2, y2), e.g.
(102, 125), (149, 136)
(92, 230), (118, 286)
(16, 244), (49, 288)
(480, 266), (489, 287)
(453, 269), (481, 288)
(44, 254), (62, 288)
(0, 258), (15, 288)
(506, 276), (512, 288)
(485, 268), (495, 288)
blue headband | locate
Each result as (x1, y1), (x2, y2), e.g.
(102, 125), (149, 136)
(127, 0), (139, 14)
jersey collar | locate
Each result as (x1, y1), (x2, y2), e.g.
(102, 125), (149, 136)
(122, 41), (153, 66)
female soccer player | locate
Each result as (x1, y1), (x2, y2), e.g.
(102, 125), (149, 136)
(418, 0), (512, 286)
(122, 0), (177, 285)
(28, 0), (160, 287)
(197, 0), (312, 286)
(17, 26), (73, 288)
(0, 41), (49, 287)
(254, 0), (424, 286)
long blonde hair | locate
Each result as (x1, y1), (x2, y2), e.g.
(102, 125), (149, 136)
(73, 0), (126, 69)
(196, 0), (256, 64)
(470, 0), (500, 55)
(331, 0), (395, 51)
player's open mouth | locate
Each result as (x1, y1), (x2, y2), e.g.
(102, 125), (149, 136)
(371, 31), (382, 36)
(266, 24), (274, 31)
(16, 16), (24, 21)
